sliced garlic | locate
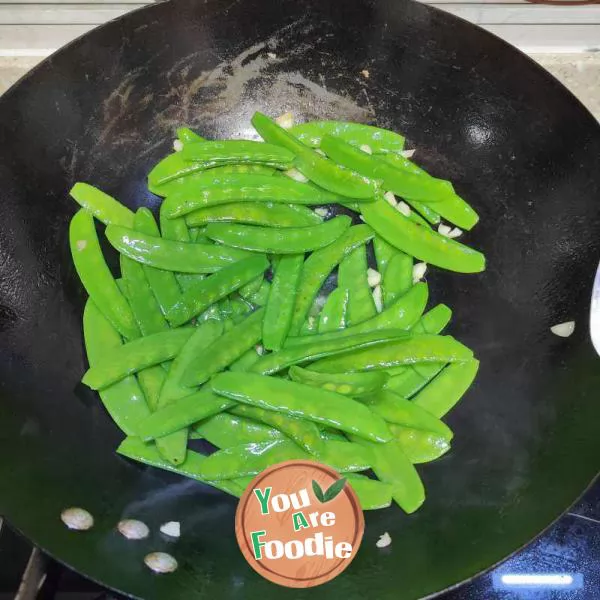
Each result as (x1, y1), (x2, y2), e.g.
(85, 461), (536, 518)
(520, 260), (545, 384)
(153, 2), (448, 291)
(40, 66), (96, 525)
(61, 507), (94, 531)
(118, 519), (149, 540)
(372, 285), (383, 313)
(275, 112), (294, 129)
(376, 532), (392, 548)
(314, 207), (329, 217)
(255, 344), (266, 355)
(359, 144), (372, 155)
(284, 168), (309, 183)
(367, 268), (382, 288)
(173, 139), (184, 152)
(160, 521), (181, 538)
(400, 149), (415, 159)
(438, 224), (452, 237)
(550, 321), (575, 338)
(361, 69), (370, 78)
(448, 227), (463, 239)
(383, 191), (397, 207)
(267, 52), (277, 59)
(144, 552), (178, 574)
(315, 149), (326, 157)
(412, 262), (427, 283)
(397, 201), (411, 217)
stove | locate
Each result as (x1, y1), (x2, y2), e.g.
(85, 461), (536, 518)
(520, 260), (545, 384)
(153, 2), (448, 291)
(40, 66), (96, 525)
(2, 481), (598, 599)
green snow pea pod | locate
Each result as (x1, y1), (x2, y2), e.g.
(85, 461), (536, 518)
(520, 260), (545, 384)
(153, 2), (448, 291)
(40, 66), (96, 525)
(105, 225), (252, 273)
(70, 183), (134, 227)
(318, 288), (348, 333)
(338, 244), (376, 326)
(135, 387), (234, 442)
(205, 215), (351, 254)
(360, 198), (485, 273)
(182, 140), (295, 168)
(349, 435), (425, 513)
(384, 363), (446, 398)
(320, 428), (347, 442)
(162, 174), (337, 219)
(83, 300), (150, 434)
(290, 120), (405, 153)
(412, 303), (453, 334)
(286, 282), (428, 347)
(345, 474), (393, 510)
(176, 127), (205, 144)
(117, 437), (244, 497)
(70, 209), (138, 339)
(263, 255), (304, 351)
(383, 252), (413, 306)
(412, 359), (479, 417)
(310, 334), (473, 373)
(251, 112), (377, 199)
(252, 329), (410, 376)
(361, 390), (453, 440)
(289, 224), (375, 334)
(289, 366), (389, 397)
(167, 255), (269, 326)
(133, 208), (182, 317)
(82, 327), (195, 390)
(211, 372), (392, 443)
(229, 347), (261, 372)
(389, 424), (451, 464)
(230, 404), (324, 455)
(148, 153), (207, 187)
(238, 275), (264, 300)
(194, 412), (285, 447)
(185, 201), (323, 228)
(373, 236), (396, 277)
(182, 309), (264, 386)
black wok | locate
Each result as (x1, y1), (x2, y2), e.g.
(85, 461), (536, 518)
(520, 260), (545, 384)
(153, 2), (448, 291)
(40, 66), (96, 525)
(0, 0), (599, 598)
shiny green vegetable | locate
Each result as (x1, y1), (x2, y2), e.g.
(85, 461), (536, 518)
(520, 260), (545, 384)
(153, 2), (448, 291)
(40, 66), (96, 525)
(194, 412), (285, 447)
(70, 209), (138, 339)
(389, 424), (451, 464)
(182, 309), (265, 386)
(211, 372), (392, 442)
(167, 255), (269, 327)
(338, 245), (376, 325)
(289, 224), (375, 334)
(383, 252), (413, 306)
(412, 303), (453, 334)
(373, 236), (396, 276)
(289, 366), (389, 397)
(263, 255), (304, 351)
(385, 363), (446, 398)
(205, 215), (351, 254)
(318, 288), (348, 333)
(310, 334), (472, 373)
(185, 201), (322, 227)
(176, 127), (204, 144)
(70, 183), (134, 227)
(105, 225), (252, 273)
(182, 140), (295, 167)
(346, 474), (393, 510)
(82, 328), (194, 390)
(83, 300), (150, 434)
(290, 120), (405, 153)
(361, 198), (485, 273)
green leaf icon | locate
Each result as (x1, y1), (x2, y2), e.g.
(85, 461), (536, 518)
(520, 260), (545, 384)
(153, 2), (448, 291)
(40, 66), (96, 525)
(312, 479), (325, 502)
(323, 477), (347, 502)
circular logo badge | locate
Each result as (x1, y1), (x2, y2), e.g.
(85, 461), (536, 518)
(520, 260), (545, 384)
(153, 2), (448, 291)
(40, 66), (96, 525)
(235, 460), (364, 588)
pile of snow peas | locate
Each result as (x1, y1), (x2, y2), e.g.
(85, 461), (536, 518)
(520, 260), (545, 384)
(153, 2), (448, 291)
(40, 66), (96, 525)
(70, 113), (484, 513)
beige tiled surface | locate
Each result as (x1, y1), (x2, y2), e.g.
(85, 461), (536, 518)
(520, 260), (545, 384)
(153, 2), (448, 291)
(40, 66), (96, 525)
(0, 54), (598, 121)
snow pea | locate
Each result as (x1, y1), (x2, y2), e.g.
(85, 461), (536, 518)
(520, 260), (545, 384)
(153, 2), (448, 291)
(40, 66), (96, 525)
(263, 255), (304, 351)
(360, 198), (485, 273)
(162, 174), (339, 219)
(289, 366), (389, 398)
(389, 424), (451, 464)
(83, 300), (150, 434)
(185, 201), (322, 228)
(105, 225), (252, 273)
(412, 359), (479, 417)
(310, 334), (473, 373)
(82, 328), (195, 390)
(252, 329), (410, 376)
(338, 245), (376, 325)
(70, 209), (138, 339)
(289, 224), (375, 334)
(176, 126), (204, 144)
(135, 386), (235, 441)
(286, 282), (428, 347)
(182, 309), (264, 386)
(230, 404), (324, 455)
(211, 372), (392, 442)
(290, 120), (405, 153)
(70, 183), (134, 227)
(205, 215), (351, 254)
(385, 363), (446, 398)
(383, 252), (413, 306)
(412, 303), (453, 334)
(229, 347), (261, 372)
(182, 140), (295, 168)
(165, 255), (269, 327)
(346, 474), (393, 510)
(251, 112), (377, 199)
(318, 288), (348, 333)
(349, 435), (425, 513)
(117, 436), (245, 497)
(373, 236), (396, 276)
(194, 412), (285, 447)
(361, 391), (453, 440)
